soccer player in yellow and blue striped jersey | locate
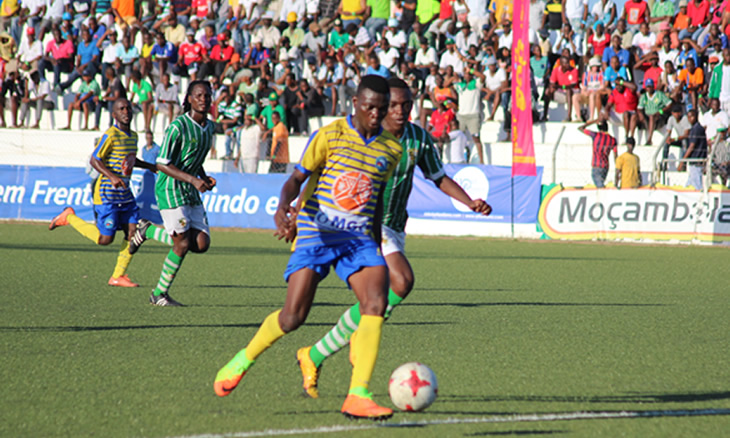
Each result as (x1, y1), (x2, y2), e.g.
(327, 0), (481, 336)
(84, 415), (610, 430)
(49, 99), (157, 287)
(214, 76), (401, 420)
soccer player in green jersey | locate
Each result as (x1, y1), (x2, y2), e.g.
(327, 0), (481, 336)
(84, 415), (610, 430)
(128, 80), (217, 306)
(295, 77), (493, 398)
(49, 98), (157, 288)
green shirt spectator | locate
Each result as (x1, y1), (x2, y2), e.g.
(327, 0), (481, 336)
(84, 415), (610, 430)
(132, 79), (153, 104)
(638, 89), (672, 116)
(78, 78), (101, 97)
(328, 29), (350, 50)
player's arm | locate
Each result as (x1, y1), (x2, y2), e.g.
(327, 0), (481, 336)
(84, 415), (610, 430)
(90, 136), (126, 188)
(435, 176), (492, 215)
(274, 169), (308, 241)
(198, 166), (216, 189)
(157, 163), (214, 192)
(134, 157), (157, 172)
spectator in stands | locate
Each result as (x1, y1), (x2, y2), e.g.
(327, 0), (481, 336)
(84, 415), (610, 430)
(15, 0), (44, 43)
(260, 91), (286, 128)
(552, 23), (583, 58)
(663, 105), (691, 169)
(632, 22), (656, 62)
(111, 0), (136, 31)
(637, 78), (672, 145)
(293, 79), (324, 135)
(455, 68), (486, 163)
(338, 0), (367, 28)
(573, 57), (604, 122)
(58, 27), (99, 93)
(17, 27), (42, 71)
(482, 57), (507, 122)
(446, 118), (469, 164)
(237, 111), (264, 173)
(579, 118), (618, 188)
(709, 48), (730, 113)
(588, 22), (610, 59)
(150, 31), (177, 77)
(615, 137), (642, 188)
(604, 78), (639, 140)
(316, 55), (341, 116)
(427, 98), (456, 146)
(18, 69), (52, 128)
(365, 52), (390, 78)
(530, 44), (549, 90)
(657, 34), (679, 68)
(678, 108), (708, 189)
(243, 36), (271, 72)
(63, 69), (100, 130)
(622, 0), (650, 32)
(543, 55), (579, 122)
(39, 28), (74, 87)
(680, 0), (710, 41)
(602, 34), (630, 69)
(660, 60), (681, 99)
(199, 30), (233, 78)
(678, 57), (704, 110)
(253, 12), (281, 50)
(98, 29), (121, 89)
(700, 97), (730, 144)
(217, 83), (242, 160)
(267, 110), (289, 173)
(155, 72), (180, 126)
(282, 12), (304, 48)
(439, 38), (465, 76)
(161, 12), (186, 46)
(99, 66), (126, 126)
(0, 68), (22, 128)
(116, 34), (139, 85)
(175, 28), (205, 81)
(142, 130), (160, 166)
(302, 22), (326, 62)
(710, 126), (730, 186)
(129, 69), (154, 131)
(676, 39), (699, 70)
(170, 0), (192, 28)
(612, 19), (633, 55)
(639, 54), (663, 89)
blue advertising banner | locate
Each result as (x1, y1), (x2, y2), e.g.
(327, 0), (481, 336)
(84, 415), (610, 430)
(407, 164), (543, 223)
(0, 165), (542, 228)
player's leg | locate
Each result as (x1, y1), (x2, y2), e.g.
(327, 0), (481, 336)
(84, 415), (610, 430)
(341, 263), (392, 419)
(50, 205), (114, 245)
(109, 204), (140, 287)
(301, 230), (410, 398)
(214, 267), (321, 397)
(149, 206), (195, 306)
(128, 219), (173, 254)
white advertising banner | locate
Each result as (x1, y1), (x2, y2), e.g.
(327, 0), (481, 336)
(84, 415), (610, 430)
(538, 186), (730, 244)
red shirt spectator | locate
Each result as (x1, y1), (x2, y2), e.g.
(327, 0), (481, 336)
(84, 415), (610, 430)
(608, 85), (638, 113)
(586, 130), (618, 168)
(179, 40), (205, 65)
(643, 65), (663, 87)
(192, 0), (209, 18)
(429, 105), (455, 138)
(687, 0), (710, 27)
(624, 0), (649, 25)
(588, 33), (610, 58)
(550, 64), (579, 88)
(209, 44), (234, 62)
(46, 38), (74, 60)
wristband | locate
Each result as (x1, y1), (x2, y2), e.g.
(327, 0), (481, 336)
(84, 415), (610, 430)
(659, 109), (664, 115)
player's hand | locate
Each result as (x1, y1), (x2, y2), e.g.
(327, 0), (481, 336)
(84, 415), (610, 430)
(470, 199), (492, 216)
(193, 177), (214, 192)
(206, 176), (217, 189)
(274, 205), (298, 242)
(110, 175), (127, 189)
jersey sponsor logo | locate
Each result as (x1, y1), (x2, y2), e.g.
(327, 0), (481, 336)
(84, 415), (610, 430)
(121, 153), (136, 176)
(375, 156), (389, 172)
(332, 171), (373, 212)
(314, 205), (369, 233)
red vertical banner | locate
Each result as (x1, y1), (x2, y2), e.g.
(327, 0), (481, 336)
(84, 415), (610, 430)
(511, 0), (537, 177)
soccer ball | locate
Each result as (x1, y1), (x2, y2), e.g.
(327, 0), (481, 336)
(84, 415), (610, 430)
(388, 362), (438, 411)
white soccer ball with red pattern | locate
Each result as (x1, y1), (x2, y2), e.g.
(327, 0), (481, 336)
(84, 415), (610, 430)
(388, 362), (438, 411)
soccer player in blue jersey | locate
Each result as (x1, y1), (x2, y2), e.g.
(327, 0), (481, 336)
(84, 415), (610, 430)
(214, 75), (402, 420)
(49, 98), (157, 287)
(296, 78), (492, 398)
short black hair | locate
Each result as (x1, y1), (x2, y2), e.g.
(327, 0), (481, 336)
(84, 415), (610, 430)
(387, 77), (409, 90)
(357, 75), (390, 96)
(626, 137), (635, 146)
(598, 121), (608, 132)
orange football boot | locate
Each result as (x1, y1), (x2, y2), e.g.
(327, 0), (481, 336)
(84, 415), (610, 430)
(341, 392), (393, 420)
(49, 207), (75, 230)
(108, 275), (139, 287)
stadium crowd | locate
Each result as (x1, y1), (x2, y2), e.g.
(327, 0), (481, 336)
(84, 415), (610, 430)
(1, 0), (730, 179)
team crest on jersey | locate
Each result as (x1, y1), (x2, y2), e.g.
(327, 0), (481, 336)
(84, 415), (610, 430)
(179, 218), (187, 227)
(332, 171), (373, 212)
(375, 156), (388, 172)
(408, 148), (417, 162)
(121, 153), (136, 176)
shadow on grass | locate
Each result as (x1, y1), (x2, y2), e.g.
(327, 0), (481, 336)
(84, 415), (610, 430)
(406, 302), (666, 308)
(0, 321), (450, 333)
(0, 243), (290, 256)
(201, 284), (523, 293)
(467, 431), (568, 436)
(408, 254), (622, 262)
(438, 391), (730, 404)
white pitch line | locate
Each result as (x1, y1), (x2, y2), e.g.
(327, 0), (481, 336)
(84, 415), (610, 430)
(171, 408), (730, 438)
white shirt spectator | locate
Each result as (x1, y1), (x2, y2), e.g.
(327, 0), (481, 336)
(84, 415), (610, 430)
(156, 82), (180, 105)
(377, 46), (400, 70)
(591, 0), (614, 21)
(658, 48), (679, 69)
(439, 49), (464, 75)
(24, 0), (46, 16)
(239, 123), (262, 161)
(317, 63), (343, 83)
(45, 0), (68, 20)
(279, 0), (305, 22)
(384, 28), (407, 48)
(456, 30), (478, 54)
(305, 0), (319, 16)
(529, 0), (546, 33)
(101, 41), (122, 64)
(720, 64), (730, 108)
(701, 110), (730, 141)
(18, 38), (42, 64)
(302, 30), (326, 52)
(552, 30), (583, 56)
(564, 0), (588, 21)
(414, 46), (437, 67)
(253, 24), (281, 49)
(241, 0), (262, 19)
(28, 76), (52, 102)
(455, 78), (483, 115)
(497, 31), (513, 50)
(485, 68), (507, 91)
(448, 129), (469, 163)
(632, 31), (657, 57)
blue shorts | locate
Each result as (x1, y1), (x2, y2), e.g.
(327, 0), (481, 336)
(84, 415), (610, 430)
(94, 202), (140, 236)
(284, 239), (386, 286)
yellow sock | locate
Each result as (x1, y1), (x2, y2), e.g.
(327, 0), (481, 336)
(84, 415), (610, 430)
(112, 240), (132, 278)
(244, 310), (286, 362)
(67, 214), (100, 244)
(349, 315), (384, 394)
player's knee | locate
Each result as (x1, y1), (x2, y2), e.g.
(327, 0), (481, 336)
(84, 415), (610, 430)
(359, 292), (388, 316)
(97, 235), (114, 245)
(278, 310), (305, 333)
(391, 271), (414, 297)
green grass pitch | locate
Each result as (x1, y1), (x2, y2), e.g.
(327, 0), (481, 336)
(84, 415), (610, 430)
(1, 222), (730, 437)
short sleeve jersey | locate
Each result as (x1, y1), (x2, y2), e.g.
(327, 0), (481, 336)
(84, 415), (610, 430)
(92, 125), (138, 205)
(382, 123), (446, 233)
(294, 116), (403, 248)
(155, 113), (215, 209)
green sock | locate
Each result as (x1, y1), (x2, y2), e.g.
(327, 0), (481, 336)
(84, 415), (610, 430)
(146, 225), (173, 246)
(153, 250), (184, 296)
(309, 289), (403, 368)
